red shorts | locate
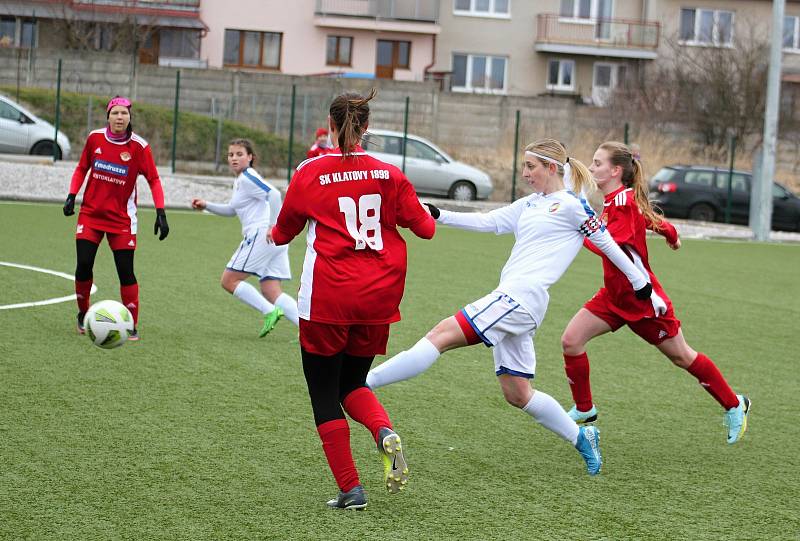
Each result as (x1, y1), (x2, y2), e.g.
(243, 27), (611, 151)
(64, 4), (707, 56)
(584, 288), (681, 345)
(299, 319), (391, 357)
(76, 220), (136, 251)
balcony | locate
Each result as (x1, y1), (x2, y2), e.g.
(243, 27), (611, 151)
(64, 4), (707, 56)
(535, 14), (660, 60)
(314, 0), (440, 34)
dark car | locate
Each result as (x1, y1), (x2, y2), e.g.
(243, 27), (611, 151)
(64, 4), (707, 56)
(649, 165), (800, 232)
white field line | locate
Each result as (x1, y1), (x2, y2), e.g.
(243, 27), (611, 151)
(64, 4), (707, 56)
(0, 261), (98, 310)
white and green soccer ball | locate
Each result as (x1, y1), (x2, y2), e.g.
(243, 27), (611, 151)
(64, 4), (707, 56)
(85, 300), (134, 349)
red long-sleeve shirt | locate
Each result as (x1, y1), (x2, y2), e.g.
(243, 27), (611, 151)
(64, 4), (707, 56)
(70, 129), (165, 233)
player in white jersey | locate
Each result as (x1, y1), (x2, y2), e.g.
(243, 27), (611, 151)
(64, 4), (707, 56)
(367, 139), (666, 476)
(191, 139), (299, 336)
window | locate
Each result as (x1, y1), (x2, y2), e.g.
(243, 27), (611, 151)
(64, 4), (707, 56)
(454, 0), (510, 17)
(364, 134), (403, 155)
(679, 8), (734, 46)
(159, 29), (200, 59)
(452, 53), (507, 93)
(784, 16), (800, 51)
(406, 140), (442, 161)
(559, 0), (612, 21)
(223, 29), (282, 69)
(684, 170), (715, 186)
(0, 17), (36, 48)
(0, 100), (22, 122)
(326, 35), (352, 66)
(546, 59), (575, 91)
(715, 172), (749, 192)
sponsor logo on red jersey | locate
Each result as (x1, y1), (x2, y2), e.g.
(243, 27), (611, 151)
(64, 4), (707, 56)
(94, 159), (129, 176)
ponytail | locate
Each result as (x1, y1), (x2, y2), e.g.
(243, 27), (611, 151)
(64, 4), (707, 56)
(565, 156), (596, 196)
(598, 141), (664, 229)
(329, 88), (376, 157)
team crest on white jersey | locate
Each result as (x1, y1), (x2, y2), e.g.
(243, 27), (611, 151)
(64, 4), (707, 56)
(76, 224), (84, 234)
(548, 202), (560, 213)
(120, 152), (131, 162)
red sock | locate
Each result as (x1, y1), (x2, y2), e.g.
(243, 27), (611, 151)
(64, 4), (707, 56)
(564, 352), (593, 412)
(686, 353), (739, 410)
(317, 419), (360, 492)
(75, 279), (92, 314)
(120, 283), (139, 326)
(342, 387), (392, 444)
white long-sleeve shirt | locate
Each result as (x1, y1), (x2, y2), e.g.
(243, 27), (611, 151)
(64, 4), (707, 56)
(437, 190), (647, 326)
(204, 168), (281, 236)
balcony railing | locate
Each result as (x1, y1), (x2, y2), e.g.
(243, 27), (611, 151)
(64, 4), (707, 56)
(315, 0), (439, 23)
(72, 0), (200, 11)
(536, 13), (660, 51)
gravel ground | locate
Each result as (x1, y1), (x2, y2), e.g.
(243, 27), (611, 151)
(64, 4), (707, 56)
(1, 155), (798, 243)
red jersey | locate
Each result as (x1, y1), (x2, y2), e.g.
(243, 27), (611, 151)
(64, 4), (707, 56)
(306, 144), (334, 159)
(70, 129), (165, 234)
(585, 186), (678, 320)
(272, 146), (436, 324)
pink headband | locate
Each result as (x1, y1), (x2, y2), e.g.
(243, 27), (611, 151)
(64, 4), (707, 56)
(107, 97), (132, 112)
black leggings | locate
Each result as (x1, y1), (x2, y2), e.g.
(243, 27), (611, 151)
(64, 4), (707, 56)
(75, 239), (137, 286)
(301, 348), (374, 426)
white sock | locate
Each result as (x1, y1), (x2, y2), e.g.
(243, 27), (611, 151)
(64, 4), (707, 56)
(366, 337), (440, 389)
(233, 281), (274, 315)
(522, 390), (580, 445)
(274, 293), (299, 326)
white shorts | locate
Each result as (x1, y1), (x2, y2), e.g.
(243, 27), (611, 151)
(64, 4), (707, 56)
(460, 291), (538, 378)
(226, 228), (291, 281)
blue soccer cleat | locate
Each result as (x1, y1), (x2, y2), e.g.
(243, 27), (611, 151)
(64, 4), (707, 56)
(326, 484), (367, 510)
(568, 404), (598, 424)
(575, 425), (602, 475)
(724, 394), (751, 444)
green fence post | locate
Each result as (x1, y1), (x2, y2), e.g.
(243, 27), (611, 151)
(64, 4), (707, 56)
(624, 122), (629, 145)
(53, 58), (62, 161)
(171, 70), (180, 174)
(725, 134), (737, 224)
(287, 84), (296, 183)
(511, 109), (520, 202)
(401, 96), (410, 174)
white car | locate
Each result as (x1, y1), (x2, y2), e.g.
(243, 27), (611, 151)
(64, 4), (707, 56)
(0, 93), (71, 159)
(361, 129), (492, 200)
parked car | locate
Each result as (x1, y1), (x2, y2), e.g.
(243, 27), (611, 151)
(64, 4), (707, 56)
(649, 165), (800, 232)
(361, 129), (493, 200)
(0, 93), (71, 159)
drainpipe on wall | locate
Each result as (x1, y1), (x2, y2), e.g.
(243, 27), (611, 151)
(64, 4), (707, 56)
(423, 33), (437, 84)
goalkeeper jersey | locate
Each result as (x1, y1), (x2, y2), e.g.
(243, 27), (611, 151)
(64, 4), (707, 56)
(272, 146), (436, 324)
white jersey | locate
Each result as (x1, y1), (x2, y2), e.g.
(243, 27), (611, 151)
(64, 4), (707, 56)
(437, 190), (647, 326)
(205, 168), (281, 236)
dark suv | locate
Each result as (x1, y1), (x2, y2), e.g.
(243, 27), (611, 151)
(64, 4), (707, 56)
(649, 165), (800, 232)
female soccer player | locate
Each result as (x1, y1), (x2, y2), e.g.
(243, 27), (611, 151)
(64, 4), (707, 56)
(270, 89), (436, 510)
(560, 141), (750, 444)
(367, 139), (661, 476)
(63, 96), (168, 340)
(191, 139), (298, 336)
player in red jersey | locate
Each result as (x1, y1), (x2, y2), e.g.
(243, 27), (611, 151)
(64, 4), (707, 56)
(62, 96), (169, 340)
(270, 89), (435, 510)
(306, 127), (333, 159)
(561, 141), (750, 444)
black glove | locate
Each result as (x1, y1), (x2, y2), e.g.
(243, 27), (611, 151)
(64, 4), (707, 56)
(63, 193), (76, 216)
(154, 208), (169, 240)
(423, 202), (440, 219)
(634, 282), (653, 300)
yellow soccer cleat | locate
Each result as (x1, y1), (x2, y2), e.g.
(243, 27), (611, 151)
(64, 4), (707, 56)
(378, 427), (409, 494)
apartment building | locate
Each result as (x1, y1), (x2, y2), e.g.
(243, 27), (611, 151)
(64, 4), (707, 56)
(431, 0), (800, 104)
(199, 0), (439, 80)
(0, 0), (207, 67)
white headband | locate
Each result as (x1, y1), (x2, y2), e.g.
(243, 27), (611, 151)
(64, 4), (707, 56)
(525, 151), (565, 168)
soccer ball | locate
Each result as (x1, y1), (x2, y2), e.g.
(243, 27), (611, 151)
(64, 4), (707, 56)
(85, 300), (134, 349)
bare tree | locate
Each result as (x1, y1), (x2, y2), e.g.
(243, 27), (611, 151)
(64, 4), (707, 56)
(609, 25), (771, 159)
